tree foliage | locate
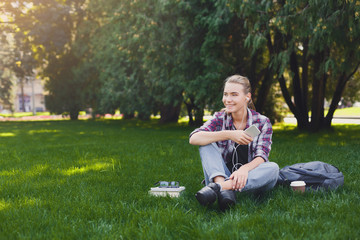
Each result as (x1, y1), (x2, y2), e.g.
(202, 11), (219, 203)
(3, 0), (97, 119)
(228, 0), (360, 131)
(0, 33), (14, 111)
(2, 0), (359, 129)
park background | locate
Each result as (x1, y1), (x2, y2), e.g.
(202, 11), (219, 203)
(0, 0), (359, 130)
(1, 0), (360, 239)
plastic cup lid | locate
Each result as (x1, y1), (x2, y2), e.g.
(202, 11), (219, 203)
(290, 181), (306, 187)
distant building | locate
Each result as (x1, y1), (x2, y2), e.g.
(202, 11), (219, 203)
(14, 78), (47, 113)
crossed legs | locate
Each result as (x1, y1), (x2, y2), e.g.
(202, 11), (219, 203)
(199, 143), (279, 193)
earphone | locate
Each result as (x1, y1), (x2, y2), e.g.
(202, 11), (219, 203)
(246, 97), (250, 101)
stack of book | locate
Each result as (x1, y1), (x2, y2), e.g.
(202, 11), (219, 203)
(149, 186), (186, 198)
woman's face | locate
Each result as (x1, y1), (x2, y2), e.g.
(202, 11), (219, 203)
(222, 82), (249, 114)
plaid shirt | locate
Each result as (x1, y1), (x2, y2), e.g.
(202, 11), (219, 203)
(190, 108), (273, 163)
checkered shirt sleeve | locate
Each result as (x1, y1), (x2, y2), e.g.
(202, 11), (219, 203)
(189, 110), (273, 163)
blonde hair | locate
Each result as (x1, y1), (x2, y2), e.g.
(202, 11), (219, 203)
(223, 75), (256, 111)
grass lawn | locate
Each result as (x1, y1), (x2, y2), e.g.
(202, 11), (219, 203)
(330, 107), (360, 117)
(284, 106), (360, 118)
(0, 120), (359, 239)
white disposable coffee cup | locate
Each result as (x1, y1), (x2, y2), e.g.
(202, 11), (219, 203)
(290, 181), (306, 193)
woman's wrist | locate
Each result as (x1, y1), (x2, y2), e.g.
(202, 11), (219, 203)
(239, 164), (251, 171)
(225, 130), (236, 141)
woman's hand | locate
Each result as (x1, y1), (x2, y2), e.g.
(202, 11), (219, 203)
(229, 130), (253, 145)
(229, 167), (249, 191)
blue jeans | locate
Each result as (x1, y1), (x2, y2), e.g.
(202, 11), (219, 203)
(199, 143), (279, 193)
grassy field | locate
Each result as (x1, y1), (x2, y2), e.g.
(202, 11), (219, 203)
(283, 107), (360, 117)
(0, 120), (359, 239)
(330, 107), (360, 117)
(1, 106), (360, 119)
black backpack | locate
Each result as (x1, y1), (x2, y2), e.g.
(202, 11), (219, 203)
(277, 161), (344, 190)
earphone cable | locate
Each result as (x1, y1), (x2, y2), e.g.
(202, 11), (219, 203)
(231, 143), (243, 173)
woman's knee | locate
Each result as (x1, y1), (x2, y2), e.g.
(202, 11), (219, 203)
(262, 162), (279, 179)
(267, 161), (279, 171)
(260, 162), (279, 190)
(199, 143), (221, 155)
(199, 144), (211, 152)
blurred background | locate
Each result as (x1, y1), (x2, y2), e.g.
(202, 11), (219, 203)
(1, 0), (359, 131)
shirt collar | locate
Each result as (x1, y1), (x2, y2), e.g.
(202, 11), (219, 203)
(228, 108), (252, 129)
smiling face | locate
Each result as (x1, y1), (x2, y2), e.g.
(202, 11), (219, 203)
(222, 82), (250, 114)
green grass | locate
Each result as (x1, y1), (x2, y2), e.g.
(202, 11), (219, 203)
(0, 120), (359, 239)
(330, 107), (360, 117)
(285, 106), (360, 117)
(0, 111), (87, 118)
(0, 112), (49, 117)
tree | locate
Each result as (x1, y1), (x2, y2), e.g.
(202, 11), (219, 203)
(12, 40), (37, 112)
(88, 0), (157, 120)
(229, 0), (360, 131)
(139, 0), (186, 122)
(0, 69), (13, 112)
(0, 33), (14, 111)
(44, 52), (83, 120)
(340, 69), (360, 104)
(1, 4), (36, 113)
(175, 0), (278, 125)
(5, 0), (98, 119)
(89, 0), (186, 122)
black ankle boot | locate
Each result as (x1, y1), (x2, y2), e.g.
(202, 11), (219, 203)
(218, 190), (236, 211)
(195, 183), (221, 206)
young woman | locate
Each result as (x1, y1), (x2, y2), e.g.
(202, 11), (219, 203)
(189, 75), (279, 211)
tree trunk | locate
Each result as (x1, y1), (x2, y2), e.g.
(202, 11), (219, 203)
(278, 75), (298, 118)
(324, 74), (346, 128)
(290, 51), (309, 129)
(248, 50), (261, 91)
(185, 97), (204, 126)
(69, 110), (79, 120)
(20, 78), (26, 112)
(160, 102), (181, 123)
(325, 64), (359, 127)
(123, 112), (135, 119)
(185, 101), (194, 126)
(301, 38), (309, 121)
(310, 52), (327, 132)
(255, 70), (272, 113)
(290, 51), (302, 113)
(138, 112), (150, 121)
(269, 32), (309, 130)
(194, 107), (204, 126)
